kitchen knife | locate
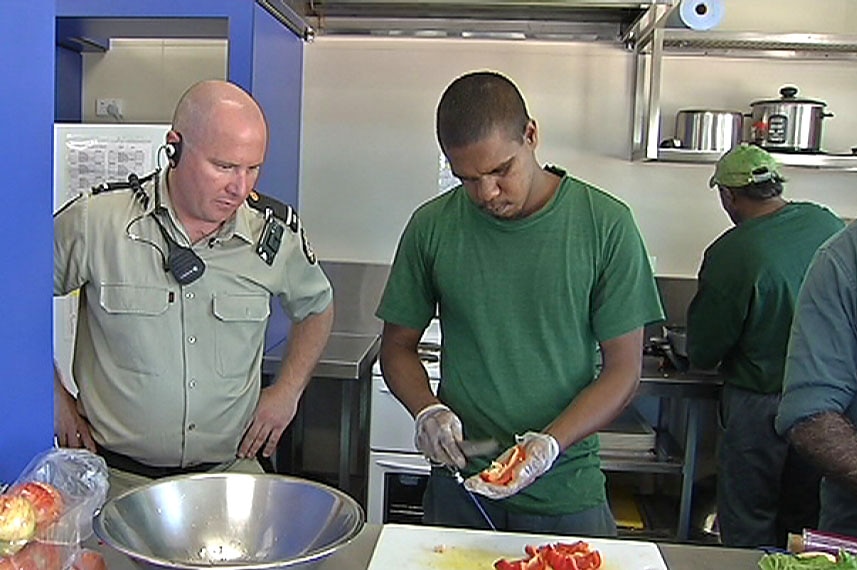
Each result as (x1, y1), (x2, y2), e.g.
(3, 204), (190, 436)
(446, 466), (497, 531)
(460, 438), (500, 459)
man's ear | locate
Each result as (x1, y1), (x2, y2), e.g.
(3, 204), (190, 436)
(165, 130), (183, 167)
(524, 119), (538, 146)
(718, 186), (736, 208)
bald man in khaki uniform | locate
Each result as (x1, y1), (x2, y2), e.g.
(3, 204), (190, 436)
(53, 80), (334, 494)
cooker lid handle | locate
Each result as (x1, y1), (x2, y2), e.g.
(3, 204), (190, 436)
(780, 85), (799, 99)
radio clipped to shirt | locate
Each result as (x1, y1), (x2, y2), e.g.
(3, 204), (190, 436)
(246, 190), (306, 266)
(257, 210), (284, 266)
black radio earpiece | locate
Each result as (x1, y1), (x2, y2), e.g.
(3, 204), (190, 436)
(165, 132), (183, 167)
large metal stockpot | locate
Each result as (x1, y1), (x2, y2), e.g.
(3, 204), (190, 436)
(674, 109), (744, 152)
(749, 86), (833, 153)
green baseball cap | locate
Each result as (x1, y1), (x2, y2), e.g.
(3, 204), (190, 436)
(709, 143), (786, 188)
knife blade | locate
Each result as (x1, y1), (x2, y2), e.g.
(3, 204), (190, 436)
(459, 438), (500, 459)
(446, 466), (497, 531)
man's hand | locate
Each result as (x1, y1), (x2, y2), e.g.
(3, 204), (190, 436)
(242, 304), (333, 460)
(414, 403), (467, 469)
(54, 383), (96, 452)
(464, 431), (560, 499)
(239, 382), (300, 459)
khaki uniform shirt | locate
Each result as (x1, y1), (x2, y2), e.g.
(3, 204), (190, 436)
(54, 172), (332, 467)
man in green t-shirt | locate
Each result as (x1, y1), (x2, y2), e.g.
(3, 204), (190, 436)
(375, 71), (664, 536)
(687, 144), (844, 548)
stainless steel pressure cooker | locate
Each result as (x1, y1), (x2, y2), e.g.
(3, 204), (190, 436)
(674, 109), (743, 152)
(749, 86), (832, 153)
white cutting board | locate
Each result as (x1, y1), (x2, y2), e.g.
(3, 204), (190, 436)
(367, 524), (669, 570)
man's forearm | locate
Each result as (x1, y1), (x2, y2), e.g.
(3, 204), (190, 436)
(789, 411), (857, 492)
(380, 338), (438, 418)
(273, 303), (334, 395)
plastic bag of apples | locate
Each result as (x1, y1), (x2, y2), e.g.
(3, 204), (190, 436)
(0, 449), (109, 570)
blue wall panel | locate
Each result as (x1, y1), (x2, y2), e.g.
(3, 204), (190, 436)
(55, 45), (82, 122)
(0, 0), (303, 481)
(251, 4), (303, 207)
(0, 0), (56, 483)
(251, 5), (305, 353)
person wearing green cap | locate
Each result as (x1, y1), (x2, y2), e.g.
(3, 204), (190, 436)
(687, 143), (844, 548)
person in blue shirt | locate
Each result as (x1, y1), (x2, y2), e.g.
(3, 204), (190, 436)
(777, 220), (857, 536)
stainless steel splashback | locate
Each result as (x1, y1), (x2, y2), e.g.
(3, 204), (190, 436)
(656, 275), (697, 327)
(644, 275), (697, 341)
(322, 260), (391, 334)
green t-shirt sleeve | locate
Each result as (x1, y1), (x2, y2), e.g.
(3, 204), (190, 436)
(375, 209), (438, 330)
(590, 206), (664, 342)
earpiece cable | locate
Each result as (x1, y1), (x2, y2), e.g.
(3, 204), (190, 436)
(125, 214), (170, 272)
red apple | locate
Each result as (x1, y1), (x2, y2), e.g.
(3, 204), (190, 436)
(71, 550), (106, 570)
(8, 484), (63, 527)
(0, 496), (36, 557)
(0, 541), (62, 570)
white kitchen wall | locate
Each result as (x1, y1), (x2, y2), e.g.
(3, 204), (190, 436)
(718, 0), (857, 33)
(300, 37), (857, 276)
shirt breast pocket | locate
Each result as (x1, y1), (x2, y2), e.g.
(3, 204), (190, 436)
(99, 284), (172, 374)
(212, 293), (270, 377)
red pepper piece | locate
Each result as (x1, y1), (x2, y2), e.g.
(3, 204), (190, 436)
(479, 444), (527, 486)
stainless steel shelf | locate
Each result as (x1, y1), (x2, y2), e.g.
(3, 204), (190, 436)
(660, 30), (857, 61)
(306, 0), (674, 41)
(653, 148), (857, 170)
(630, 24), (857, 167)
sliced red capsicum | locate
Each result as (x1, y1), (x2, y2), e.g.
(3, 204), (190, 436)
(479, 444), (527, 486)
(494, 541), (602, 570)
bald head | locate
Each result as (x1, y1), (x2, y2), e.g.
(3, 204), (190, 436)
(165, 80), (269, 242)
(172, 80), (267, 144)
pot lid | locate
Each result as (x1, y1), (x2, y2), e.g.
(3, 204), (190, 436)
(676, 109), (744, 115)
(751, 85), (827, 106)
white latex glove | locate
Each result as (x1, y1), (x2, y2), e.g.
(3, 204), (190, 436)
(464, 431), (560, 499)
(414, 403), (467, 469)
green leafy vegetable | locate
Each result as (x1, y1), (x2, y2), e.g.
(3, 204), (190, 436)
(759, 551), (857, 570)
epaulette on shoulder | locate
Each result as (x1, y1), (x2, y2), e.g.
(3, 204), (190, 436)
(246, 190), (299, 232)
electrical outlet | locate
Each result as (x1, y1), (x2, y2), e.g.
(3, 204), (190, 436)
(95, 98), (124, 117)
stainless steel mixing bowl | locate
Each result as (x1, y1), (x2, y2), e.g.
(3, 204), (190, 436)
(93, 473), (364, 570)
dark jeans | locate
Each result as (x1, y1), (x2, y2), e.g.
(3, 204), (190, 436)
(717, 384), (821, 548)
(423, 469), (617, 537)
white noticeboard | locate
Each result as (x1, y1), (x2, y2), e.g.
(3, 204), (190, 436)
(53, 123), (171, 393)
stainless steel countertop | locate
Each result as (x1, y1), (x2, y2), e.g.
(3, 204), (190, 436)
(92, 523), (763, 570)
(263, 332), (380, 380)
(639, 355), (723, 399)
